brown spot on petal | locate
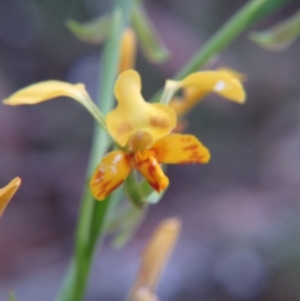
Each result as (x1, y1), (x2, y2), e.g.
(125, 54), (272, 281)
(103, 180), (123, 197)
(189, 151), (206, 162)
(183, 144), (198, 151)
(91, 170), (104, 185)
(148, 162), (156, 176)
(180, 136), (192, 143)
(97, 179), (122, 198)
(148, 180), (160, 191)
(117, 122), (132, 135)
(97, 181), (110, 197)
(150, 117), (169, 128)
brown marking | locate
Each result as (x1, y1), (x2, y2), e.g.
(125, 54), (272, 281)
(148, 180), (159, 191)
(97, 181), (110, 196)
(134, 156), (146, 167)
(189, 151), (206, 162)
(148, 163), (156, 176)
(117, 122), (132, 135)
(97, 180), (123, 198)
(178, 160), (191, 164)
(147, 161), (166, 192)
(104, 180), (123, 196)
(91, 170), (104, 186)
(180, 136), (192, 143)
(150, 117), (169, 128)
(176, 151), (206, 164)
(183, 144), (198, 151)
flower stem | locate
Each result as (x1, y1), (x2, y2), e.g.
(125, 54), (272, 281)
(54, 0), (133, 300)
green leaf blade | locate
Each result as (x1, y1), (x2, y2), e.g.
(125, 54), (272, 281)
(250, 10), (300, 51)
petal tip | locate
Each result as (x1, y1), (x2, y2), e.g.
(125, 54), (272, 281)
(12, 177), (22, 188)
(202, 150), (211, 163)
(115, 69), (141, 98)
(2, 97), (16, 106)
(161, 217), (182, 231)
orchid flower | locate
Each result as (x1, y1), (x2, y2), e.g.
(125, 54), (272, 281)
(90, 70), (210, 200)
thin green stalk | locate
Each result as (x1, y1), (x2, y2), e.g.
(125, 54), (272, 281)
(151, 0), (291, 102)
(54, 0), (133, 300)
(177, 0), (295, 79)
(73, 0), (134, 297)
(87, 187), (123, 256)
(175, 0), (267, 79)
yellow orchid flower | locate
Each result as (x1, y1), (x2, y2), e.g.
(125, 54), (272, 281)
(119, 28), (137, 74)
(0, 177), (21, 217)
(166, 69), (246, 117)
(90, 70), (210, 201)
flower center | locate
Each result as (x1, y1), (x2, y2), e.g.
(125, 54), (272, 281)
(127, 131), (153, 152)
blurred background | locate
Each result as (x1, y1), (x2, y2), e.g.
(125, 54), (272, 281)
(0, 0), (300, 300)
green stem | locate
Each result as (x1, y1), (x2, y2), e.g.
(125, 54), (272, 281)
(151, 0), (290, 102)
(176, 0), (265, 78)
(54, 1), (133, 301)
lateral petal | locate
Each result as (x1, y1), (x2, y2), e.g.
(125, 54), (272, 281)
(135, 152), (169, 193)
(3, 80), (107, 128)
(151, 134), (210, 164)
(0, 177), (21, 217)
(90, 151), (132, 201)
(106, 70), (176, 147)
(181, 71), (245, 102)
(167, 71), (246, 116)
(3, 81), (91, 106)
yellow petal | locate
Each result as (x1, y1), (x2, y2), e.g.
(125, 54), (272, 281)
(134, 151), (169, 193)
(0, 177), (21, 217)
(127, 218), (181, 300)
(166, 71), (246, 116)
(119, 28), (136, 74)
(90, 151), (132, 201)
(151, 134), (210, 164)
(3, 80), (107, 128)
(106, 70), (176, 147)
(181, 71), (246, 102)
(3, 80), (91, 106)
